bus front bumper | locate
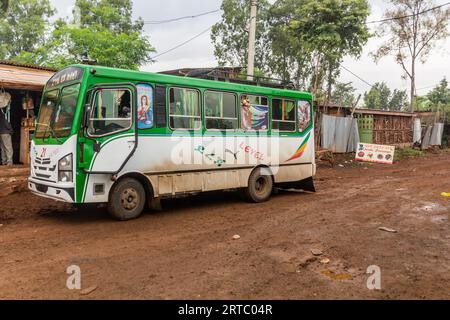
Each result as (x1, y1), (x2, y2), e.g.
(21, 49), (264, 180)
(28, 178), (75, 203)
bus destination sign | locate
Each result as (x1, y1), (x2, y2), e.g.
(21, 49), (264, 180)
(47, 67), (84, 89)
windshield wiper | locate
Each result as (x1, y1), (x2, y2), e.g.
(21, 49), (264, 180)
(37, 123), (63, 143)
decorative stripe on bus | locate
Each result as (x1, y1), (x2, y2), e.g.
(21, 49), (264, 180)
(286, 133), (311, 162)
(143, 162), (313, 176)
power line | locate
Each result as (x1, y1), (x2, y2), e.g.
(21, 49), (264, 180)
(417, 84), (439, 91)
(144, 9), (220, 25)
(151, 25), (214, 60)
(366, 2), (450, 24)
(340, 64), (374, 88)
(341, 66), (441, 94)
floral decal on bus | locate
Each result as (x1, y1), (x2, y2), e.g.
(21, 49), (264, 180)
(286, 132), (311, 162)
(194, 145), (226, 167)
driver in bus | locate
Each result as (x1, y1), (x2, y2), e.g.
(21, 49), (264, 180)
(118, 92), (131, 119)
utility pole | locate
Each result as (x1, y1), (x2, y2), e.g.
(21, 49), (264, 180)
(247, 0), (257, 81)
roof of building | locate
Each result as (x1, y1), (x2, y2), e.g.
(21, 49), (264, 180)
(0, 61), (56, 91)
(354, 108), (416, 117)
(316, 103), (416, 117)
(0, 60), (57, 72)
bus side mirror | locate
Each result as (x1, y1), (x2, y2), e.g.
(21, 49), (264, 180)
(83, 104), (91, 128)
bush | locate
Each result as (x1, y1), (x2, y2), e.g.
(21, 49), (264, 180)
(394, 148), (424, 162)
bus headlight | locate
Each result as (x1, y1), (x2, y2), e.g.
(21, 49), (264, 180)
(58, 154), (73, 182)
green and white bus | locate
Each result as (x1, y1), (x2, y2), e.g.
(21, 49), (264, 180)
(29, 65), (315, 220)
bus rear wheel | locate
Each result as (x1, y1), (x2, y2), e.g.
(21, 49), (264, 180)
(108, 178), (146, 221)
(243, 168), (273, 203)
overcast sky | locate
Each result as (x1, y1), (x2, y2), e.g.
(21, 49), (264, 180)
(51, 0), (450, 97)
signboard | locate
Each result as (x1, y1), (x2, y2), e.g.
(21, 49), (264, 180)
(355, 143), (395, 165)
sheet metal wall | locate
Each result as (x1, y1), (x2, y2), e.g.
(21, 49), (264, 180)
(321, 115), (360, 153)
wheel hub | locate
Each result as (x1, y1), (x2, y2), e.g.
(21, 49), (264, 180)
(120, 188), (139, 211)
(255, 177), (268, 195)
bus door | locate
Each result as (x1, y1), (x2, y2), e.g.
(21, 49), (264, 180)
(80, 85), (137, 174)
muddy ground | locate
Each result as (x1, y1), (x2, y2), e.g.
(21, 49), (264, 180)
(0, 151), (449, 300)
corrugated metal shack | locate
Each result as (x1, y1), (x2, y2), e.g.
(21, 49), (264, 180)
(315, 104), (416, 151)
(415, 111), (450, 147)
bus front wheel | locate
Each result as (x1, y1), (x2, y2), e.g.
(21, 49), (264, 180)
(108, 178), (146, 221)
(243, 168), (273, 203)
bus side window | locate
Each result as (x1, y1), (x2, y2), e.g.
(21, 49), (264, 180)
(87, 88), (132, 136)
(272, 98), (296, 132)
(204, 91), (238, 130)
(169, 87), (201, 130)
(154, 85), (167, 128)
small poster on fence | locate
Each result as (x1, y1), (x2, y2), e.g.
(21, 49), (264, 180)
(355, 143), (396, 165)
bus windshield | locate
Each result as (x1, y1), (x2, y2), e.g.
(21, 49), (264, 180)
(35, 84), (81, 139)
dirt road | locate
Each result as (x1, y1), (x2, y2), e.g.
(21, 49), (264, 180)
(0, 152), (449, 300)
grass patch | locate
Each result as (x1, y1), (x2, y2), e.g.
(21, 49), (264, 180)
(394, 147), (424, 162)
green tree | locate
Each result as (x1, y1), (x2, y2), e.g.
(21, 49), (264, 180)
(427, 78), (450, 105)
(288, 0), (371, 101)
(0, 0), (55, 64)
(331, 82), (356, 107)
(211, 0), (271, 73)
(388, 89), (408, 111)
(414, 95), (432, 111)
(364, 82), (392, 110)
(0, 0), (9, 15)
(212, 0), (371, 101)
(425, 78), (450, 118)
(364, 82), (408, 111)
(373, 0), (450, 112)
(267, 0), (314, 90)
(47, 0), (154, 70)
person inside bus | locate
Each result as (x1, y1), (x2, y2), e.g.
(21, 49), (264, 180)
(93, 90), (131, 134)
(118, 91), (131, 119)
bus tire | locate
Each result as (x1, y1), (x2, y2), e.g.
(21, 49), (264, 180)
(243, 168), (273, 203)
(107, 178), (146, 221)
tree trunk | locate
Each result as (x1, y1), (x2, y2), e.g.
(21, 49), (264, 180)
(327, 65), (333, 105)
(313, 56), (320, 101)
(410, 58), (415, 113)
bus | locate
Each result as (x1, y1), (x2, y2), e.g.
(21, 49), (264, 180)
(28, 65), (316, 221)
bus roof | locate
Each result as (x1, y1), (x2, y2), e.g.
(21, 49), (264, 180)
(68, 64), (313, 101)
